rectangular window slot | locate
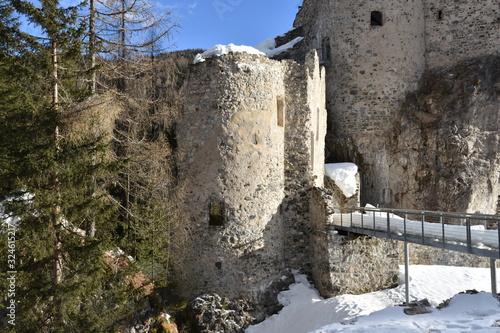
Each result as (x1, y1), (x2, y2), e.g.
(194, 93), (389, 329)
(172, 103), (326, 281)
(209, 201), (225, 226)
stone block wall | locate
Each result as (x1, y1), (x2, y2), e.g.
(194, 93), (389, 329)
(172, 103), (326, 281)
(424, 0), (499, 69)
(326, 232), (400, 297)
(295, 0), (426, 138)
(311, 186), (399, 298)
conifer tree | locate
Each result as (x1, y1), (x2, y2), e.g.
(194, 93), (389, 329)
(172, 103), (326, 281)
(0, 1), (147, 331)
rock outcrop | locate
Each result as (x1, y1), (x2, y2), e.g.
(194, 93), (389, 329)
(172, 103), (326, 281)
(387, 56), (500, 215)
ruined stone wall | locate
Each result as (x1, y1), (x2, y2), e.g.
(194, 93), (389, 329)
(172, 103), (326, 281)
(177, 53), (288, 301)
(423, 0), (500, 69)
(176, 51), (327, 304)
(387, 56), (500, 214)
(282, 51), (327, 271)
(311, 176), (399, 298)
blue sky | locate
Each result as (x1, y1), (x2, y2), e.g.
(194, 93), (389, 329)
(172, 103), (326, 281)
(160, 0), (302, 51)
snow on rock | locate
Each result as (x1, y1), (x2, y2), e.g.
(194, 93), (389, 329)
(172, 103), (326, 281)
(324, 163), (358, 198)
(193, 44), (265, 64)
(246, 265), (500, 333)
(255, 36), (304, 58)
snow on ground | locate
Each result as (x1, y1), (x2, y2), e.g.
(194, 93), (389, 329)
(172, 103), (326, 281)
(246, 265), (500, 333)
(324, 163), (358, 198)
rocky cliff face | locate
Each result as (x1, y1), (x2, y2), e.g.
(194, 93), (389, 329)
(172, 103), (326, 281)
(387, 56), (499, 215)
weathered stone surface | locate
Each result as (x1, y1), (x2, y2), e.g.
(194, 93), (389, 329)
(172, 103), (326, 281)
(403, 299), (432, 315)
(388, 56), (500, 215)
(186, 294), (256, 333)
(311, 188), (399, 297)
(399, 242), (490, 268)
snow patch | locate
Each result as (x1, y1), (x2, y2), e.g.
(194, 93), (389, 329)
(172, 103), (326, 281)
(247, 266), (500, 333)
(324, 163), (358, 198)
(255, 36), (304, 57)
(193, 44), (265, 64)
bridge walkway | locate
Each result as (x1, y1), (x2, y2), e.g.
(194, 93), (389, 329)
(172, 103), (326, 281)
(329, 207), (500, 304)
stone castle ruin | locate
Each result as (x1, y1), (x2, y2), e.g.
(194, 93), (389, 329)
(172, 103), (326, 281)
(175, 0), (499, 317)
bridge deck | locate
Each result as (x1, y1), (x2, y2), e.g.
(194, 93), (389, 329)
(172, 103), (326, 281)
(329, 207), (500, 259)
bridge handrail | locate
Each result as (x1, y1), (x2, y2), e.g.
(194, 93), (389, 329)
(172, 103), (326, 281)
(333, 206), (500, 222)
(329, 206), (500, 259)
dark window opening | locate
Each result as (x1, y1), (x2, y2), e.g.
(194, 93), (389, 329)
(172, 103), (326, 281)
(370, 11), (383, 26)
(209, 201), (225, 226)
(215, 262), (222, 270)
(321, 37), (331, 65)
(438, 10), (444, 20)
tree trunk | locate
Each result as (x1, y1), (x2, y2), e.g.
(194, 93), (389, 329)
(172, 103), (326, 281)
(89, 0), (96, 94)
(51, 39), (63, 285)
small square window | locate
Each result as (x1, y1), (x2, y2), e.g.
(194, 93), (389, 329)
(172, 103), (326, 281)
(371, 11), (383, 26)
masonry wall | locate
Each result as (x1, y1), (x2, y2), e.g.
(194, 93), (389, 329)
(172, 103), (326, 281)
(295, 0), (426, 138)
(311, 188), (400, 298)
(423, 0), (499, 69)
(282, 51), (327, 271)
(177, 54), (288, 301)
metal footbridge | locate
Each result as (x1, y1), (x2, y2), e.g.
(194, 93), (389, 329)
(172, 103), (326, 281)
(329, 207), (500, 303)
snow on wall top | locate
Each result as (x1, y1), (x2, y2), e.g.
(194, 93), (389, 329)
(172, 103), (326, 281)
(255, 36), (304, 58)
(193, 37), (304, 64)
(324, 163), (358, 198)
(194, 44), (265, 64)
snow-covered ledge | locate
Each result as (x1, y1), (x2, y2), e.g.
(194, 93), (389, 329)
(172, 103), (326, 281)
(324, 163), (360, 210)
(193, 36), (304, 64)
(324, 163), (358, 198)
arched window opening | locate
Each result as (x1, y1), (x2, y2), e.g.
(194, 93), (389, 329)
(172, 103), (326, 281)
(370, 11), (383, 26)
(321, 37), (331, 65)
(438, 10), (444, 20)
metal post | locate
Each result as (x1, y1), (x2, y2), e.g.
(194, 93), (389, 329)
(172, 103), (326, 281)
(491, 258), (497, 298)
(440, 215), (445, 248)
(404, 241), (410, 305)
(421, 214), (425, 245)
(466, 218), (472, 253)
(387, 212), (391, 239)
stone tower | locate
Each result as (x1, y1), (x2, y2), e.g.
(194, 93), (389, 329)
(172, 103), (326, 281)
(176, 51), (326, 303)
(294, 0), (426, 206)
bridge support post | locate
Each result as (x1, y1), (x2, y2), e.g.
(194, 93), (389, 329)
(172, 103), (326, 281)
(491, 258), (497, 298)
(404, 241), (410, 305)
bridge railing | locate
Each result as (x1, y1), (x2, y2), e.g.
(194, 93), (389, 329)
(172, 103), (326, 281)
(329, 207), (500, 259)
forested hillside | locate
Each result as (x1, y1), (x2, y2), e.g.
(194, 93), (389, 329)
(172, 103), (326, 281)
(0, 0), (200, 330)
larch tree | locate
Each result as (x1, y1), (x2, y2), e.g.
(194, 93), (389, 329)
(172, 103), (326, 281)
(87, 0), (178, 93)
